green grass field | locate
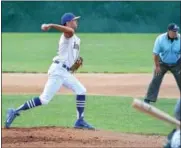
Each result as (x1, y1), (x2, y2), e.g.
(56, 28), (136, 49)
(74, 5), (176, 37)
(2, 33), (158, 73)
(2, 95), (177, 135)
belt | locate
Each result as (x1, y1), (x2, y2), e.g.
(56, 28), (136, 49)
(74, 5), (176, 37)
(54, 60), (70, 71)
(167, 64), (177, 67)
(161, 62), (179, 67)
(160, 62), (177, 67)
(160, 59), (180, 67)
(62, 64), (70, 71)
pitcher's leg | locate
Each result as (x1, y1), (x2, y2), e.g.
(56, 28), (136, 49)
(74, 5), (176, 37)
(39, 75), (64, 105)
(63, 74), (94, 129)
(63, 76), (86, 119)
(17, 75), (63, 111)
(5, 75), (63, 128)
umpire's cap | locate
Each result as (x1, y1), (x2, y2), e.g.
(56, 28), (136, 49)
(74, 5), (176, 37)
(61, 13), (80, 25)
(168, 23), (179, 32)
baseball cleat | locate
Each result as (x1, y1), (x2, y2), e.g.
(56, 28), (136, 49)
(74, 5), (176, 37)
(74, 117), (95, 130)
(5, 108), (20, 128)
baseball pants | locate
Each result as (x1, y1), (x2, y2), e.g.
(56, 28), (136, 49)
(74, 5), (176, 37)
(39, 62), (86, 104)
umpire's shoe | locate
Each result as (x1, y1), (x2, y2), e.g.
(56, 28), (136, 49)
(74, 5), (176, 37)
(144, 99), (151, 104)
(5, 108), (20, 128)
(74, 117), (95, 130)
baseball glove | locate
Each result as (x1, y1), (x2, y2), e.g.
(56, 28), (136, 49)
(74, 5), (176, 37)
(70, 57), (83, 73)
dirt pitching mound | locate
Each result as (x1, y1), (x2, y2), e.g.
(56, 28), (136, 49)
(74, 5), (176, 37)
(2, 127), (165, 148)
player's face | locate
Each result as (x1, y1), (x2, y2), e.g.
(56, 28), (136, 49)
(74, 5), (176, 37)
(66, 19), (78, 30)
(71, 19), (78, 29)
(168, 30), (178, 39)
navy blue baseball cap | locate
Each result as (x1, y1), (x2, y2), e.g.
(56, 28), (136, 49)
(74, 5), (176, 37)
(61, 13), (80, 25)
(168, 23), (179, 32)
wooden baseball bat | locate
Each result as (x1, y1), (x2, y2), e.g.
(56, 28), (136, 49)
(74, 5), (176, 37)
(132, 99), (181, 127)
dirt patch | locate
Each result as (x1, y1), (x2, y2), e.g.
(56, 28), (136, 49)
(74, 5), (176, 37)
(2, 73), (179, 98)
(2, 127), (165, 148)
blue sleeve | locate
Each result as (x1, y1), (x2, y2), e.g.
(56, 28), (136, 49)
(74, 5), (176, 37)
(153, 37), (160, 55)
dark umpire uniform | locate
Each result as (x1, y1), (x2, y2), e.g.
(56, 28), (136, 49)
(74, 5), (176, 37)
(144, 23), (181, 103)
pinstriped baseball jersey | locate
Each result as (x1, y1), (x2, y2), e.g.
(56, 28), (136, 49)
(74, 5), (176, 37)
(54, 34), (80, 68)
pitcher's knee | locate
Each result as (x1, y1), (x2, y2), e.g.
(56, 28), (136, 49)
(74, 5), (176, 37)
(39, 94), (52, 105)
(76, 86), (87, 95)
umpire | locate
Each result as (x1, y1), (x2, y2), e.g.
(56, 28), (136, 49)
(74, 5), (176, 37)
(144, 23), (181, 104)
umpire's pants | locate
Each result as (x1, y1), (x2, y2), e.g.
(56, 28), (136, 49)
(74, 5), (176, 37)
(144, 60), (181, 102)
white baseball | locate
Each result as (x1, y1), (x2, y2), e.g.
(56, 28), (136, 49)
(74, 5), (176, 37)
(41, 24), (48, 30)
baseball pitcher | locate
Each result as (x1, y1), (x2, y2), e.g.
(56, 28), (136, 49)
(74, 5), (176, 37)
(5, 12), (95, 129)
